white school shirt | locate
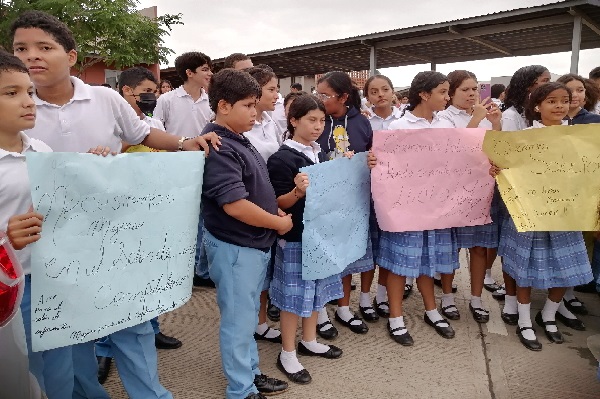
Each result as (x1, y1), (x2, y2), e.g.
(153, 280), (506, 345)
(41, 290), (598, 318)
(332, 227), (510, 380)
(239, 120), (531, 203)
(528, 120), (569, 129)
(437, 105), (493, 129)
(244, 111), (284, 162)
(501, 106), (528, 131)
(283, 139), (322, 164)
(271, 101), (287, 134)
(0, 133), (52, 275)
(143, 115), (165, 130)
(388, 110), (454, 130)
(26, 77), (150, 152)
(153, 86), (213, 137)
(367, 107), (403, 130)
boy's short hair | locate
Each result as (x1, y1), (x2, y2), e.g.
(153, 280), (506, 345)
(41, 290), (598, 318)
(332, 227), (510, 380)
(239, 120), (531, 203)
(175, 52), (212, 82)
(589, 67), (600, 80)
(0, 50), (29, 75)
(10, 10), (76, 52)
(118, 66), (158, 96)
(490, 83), (506, 99)
(208, 68), (261, 113)
(223, 53), (250, 69)
(290, 83), (302, 91)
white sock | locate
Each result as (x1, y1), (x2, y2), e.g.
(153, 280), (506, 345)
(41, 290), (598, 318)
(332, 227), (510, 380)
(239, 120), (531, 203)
(541, 298), (560, 333)
(484, 269), (495, 285)
(441, 293), (456, 310)
(256, 323), (280, 339)
(376, 284), (388, 304)
(359, 292), (373, 309)
(317, 307), (332, 331)
(337, 306), (362, 326)
(389, 316), (407, 335)
(280, 350), (303, 373)
(301, 339), (329, 354)
(564, 287), (576, 301)
(426, 309), (449, 327)
(470, 296), (488, 315)
(557, 301), (577, 320)
(517, 301), (536, 340)
(406, 277), (414, 286)
(434, 272), (441, 280)
(503, 295), (518, 315)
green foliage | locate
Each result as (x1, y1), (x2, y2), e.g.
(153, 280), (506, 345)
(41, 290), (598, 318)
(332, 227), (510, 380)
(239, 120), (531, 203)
(0, 0), (182, 73)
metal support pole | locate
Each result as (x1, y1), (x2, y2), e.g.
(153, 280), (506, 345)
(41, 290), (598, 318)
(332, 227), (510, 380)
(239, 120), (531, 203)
(571, 15), (582, 74)
(430, 62), (437, 71)
(370, 46), (377, 76)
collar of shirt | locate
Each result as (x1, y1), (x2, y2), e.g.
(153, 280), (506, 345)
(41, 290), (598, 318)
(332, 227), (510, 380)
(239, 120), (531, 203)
(283, 139), (321, 162)
(368, 107), (402, 121)
(446, 105), (471, 117)
(255, 111), (274, 127)
(0, 132), (47, 159)
(403, 110), (441, 124)
(531, 120), (569, 128)
(33, 76), (92, 107)
(175, 86), (208, 101)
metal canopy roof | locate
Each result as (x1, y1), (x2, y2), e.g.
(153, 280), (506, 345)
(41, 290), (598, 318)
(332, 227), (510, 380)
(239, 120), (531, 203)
(206, 0), (600, 77)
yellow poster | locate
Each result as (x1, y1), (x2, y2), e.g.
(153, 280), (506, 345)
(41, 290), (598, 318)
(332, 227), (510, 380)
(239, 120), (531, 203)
(483, 124), (600, 232)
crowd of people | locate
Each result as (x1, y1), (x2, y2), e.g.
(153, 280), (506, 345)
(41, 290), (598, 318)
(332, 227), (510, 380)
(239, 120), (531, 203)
(2, 9), (600, 399)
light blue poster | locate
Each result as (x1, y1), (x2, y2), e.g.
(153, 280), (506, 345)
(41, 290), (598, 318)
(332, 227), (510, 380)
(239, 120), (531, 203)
(301, 152), (371, 280)
(26, 152), (204, 351)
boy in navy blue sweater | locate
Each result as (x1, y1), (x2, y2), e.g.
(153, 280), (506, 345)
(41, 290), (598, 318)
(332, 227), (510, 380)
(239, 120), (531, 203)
(201, 68), (292, 399)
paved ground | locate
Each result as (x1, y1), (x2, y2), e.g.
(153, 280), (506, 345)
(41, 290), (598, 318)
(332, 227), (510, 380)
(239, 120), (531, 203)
(105, 252), (600, 398)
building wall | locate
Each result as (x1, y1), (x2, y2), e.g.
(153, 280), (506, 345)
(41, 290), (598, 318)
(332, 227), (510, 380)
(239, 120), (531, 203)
(72, 61), (160, 87)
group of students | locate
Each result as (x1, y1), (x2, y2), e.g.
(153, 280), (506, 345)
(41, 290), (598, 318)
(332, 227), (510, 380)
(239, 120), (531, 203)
(2, 9), (600, 399)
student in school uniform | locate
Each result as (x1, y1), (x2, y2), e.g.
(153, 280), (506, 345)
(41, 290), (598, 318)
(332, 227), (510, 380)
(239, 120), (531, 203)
(493, 65), (551, 320)
(314, 71), (374, 338)
(94, 66), (183, 385)
(240, 66), (285, 345)
(0, 50), (63, 399)
(200, 68), (290, 399)
(10, 11), (219, 399)
(267, 94), (344, 385)
(492, 82), (592, 351)
(224, 52), (254, 70)
(157, 79), (172, 98)
(362, 74), (404, 319)
(379, 71), (458, 342)
(556, 73), (600, 317)
(436, 70), (502, 324)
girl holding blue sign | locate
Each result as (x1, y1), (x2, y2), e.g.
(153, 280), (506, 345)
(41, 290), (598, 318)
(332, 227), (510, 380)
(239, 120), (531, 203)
(266, 95), (344, 384)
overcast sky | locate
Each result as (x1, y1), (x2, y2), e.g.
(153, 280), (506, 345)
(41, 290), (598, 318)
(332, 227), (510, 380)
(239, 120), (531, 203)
(138, 0), (600, 87)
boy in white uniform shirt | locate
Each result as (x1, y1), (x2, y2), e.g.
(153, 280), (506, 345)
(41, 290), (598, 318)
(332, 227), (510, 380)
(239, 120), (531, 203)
(11, 11), (219, 399)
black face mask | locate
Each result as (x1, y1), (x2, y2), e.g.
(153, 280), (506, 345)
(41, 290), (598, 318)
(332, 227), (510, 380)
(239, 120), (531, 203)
(136, 92), (157, 117)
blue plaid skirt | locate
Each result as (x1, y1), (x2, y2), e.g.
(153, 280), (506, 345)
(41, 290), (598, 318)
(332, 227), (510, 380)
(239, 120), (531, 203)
(341, 233), (375, 277)
(498, 216), (593, 289)
(269, 241), (343, 317)
(378, 228), (460, 278)
(456, 185), (502, 249)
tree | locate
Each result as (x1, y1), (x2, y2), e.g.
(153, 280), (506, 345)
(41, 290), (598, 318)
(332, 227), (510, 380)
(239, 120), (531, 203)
(0, 0), (182, 74)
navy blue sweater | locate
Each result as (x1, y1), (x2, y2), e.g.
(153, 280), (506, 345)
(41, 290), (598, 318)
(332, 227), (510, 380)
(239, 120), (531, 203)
(201, 123), (278, 250)
(570, 108), (600, 125)
(316, 106), (373, 155)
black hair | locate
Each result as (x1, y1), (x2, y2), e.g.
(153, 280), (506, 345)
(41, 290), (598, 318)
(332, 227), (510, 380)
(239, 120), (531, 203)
(363, 74), (394, 99)
(584, 78), (600, 112)
(207, 68), (261, 113)
(0, 49), (29, 75)
(291, 83), (302, 91)
(491, 83), (506, 99)
(525, 82), (571, 124)
(159, 79), (172, 93)
(174, 51), (212, 82)
(447, 70), (477, 99)
(317, 71), (361, 110)
(254, 64), (274, 73)
(502, 65), (548, 114)
(244, 66), (277, 88)
(589, 66), (600, 80)
(223, 53), (251, 69)
(100, 83), (111, 88)
(118, 66), (157, 96)
(287, 94), (326, 138)
(405, 71), (448, 112)
(10, 10), (76, 52)
(283, 92), (303, 109)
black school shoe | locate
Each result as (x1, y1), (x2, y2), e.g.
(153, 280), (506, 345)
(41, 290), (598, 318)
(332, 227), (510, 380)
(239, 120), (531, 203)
(555, 311), (586, 331)
(155, 332), (182, 350)
(440, 303), (460, 320)
(403, 284), (413, 299)
(276, 353), (311, 385)
(483, 282), (502, 292)
(516, 326), (542, 351)
(193, 274), (215, 288)
(501, 312), (518, 326)
(574, 281), (597, 293)
(267, 302), (281, 322)
(387, 322), (414, 346)
(373, 298), (391, 318)
(334, 312), (369, 334)
(97, 356), (112, 384)
(254, 327), (282, 344)
(433, 278), (458, 293)
(534, 312), (564, 344)
(297, 341), (343, 359)
(469, 304), (490, 324)
(492, 285), (506, 301)
(563, 297), (588, 316)
(316, 320), (339, 340)
(359, 304), (380, 322)
(254, 373), (289, 395)
(423, 313), (455, 339)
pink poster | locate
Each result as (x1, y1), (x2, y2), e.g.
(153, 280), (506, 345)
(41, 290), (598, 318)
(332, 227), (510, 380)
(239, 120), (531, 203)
(371, 128), (495, 232)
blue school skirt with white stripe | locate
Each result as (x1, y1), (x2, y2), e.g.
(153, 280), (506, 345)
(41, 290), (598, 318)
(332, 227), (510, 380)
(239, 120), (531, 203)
(341, 233), (375, 278)
(455, 187), (502, 249)
(498, 216), (593, 289)
(377, 228), (460, 278)
(269, 241), (343, 318)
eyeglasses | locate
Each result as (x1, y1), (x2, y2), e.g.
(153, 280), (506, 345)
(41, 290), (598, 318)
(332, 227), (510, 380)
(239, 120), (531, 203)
(314, 93), (338, 101)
